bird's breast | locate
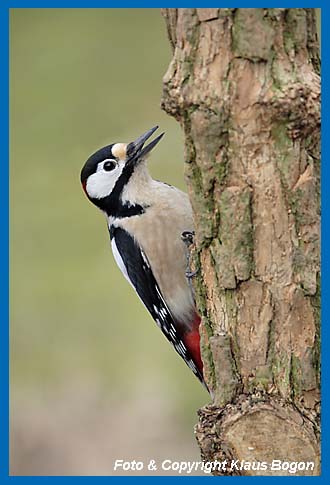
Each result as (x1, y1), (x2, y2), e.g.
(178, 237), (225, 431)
(113, 192), (195, 327)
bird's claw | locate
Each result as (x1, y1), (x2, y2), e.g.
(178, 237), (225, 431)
(182, 231), (198, 282)
(181, 230), (195, 247)
(186, 269), (198, 279)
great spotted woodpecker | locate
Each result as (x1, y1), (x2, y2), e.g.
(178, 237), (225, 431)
(80, 126), (206, 389)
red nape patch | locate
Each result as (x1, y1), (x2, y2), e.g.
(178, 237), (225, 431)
(81, 180), (88, 197)
(183, 327), (203, 376)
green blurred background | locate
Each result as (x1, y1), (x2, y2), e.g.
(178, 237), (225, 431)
(10, 8), (207, 476)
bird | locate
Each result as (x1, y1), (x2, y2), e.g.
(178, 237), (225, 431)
(80, 126), (206, 389)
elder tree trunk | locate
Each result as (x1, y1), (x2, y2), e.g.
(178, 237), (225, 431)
(161, 8), (320, 477)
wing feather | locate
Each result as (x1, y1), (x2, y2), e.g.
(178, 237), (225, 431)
(110, 226), (205, 385)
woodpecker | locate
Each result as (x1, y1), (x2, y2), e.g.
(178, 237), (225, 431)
(80, 126), (206, 389)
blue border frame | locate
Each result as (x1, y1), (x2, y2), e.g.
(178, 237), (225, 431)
(1, 1), (9, 481)
(3, 2), (326, 482)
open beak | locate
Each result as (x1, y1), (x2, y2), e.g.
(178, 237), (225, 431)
(126, 126), (164, 163)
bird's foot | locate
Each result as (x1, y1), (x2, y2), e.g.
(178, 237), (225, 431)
(181, 231), (198, 280)
(185, 269), (198, 279)
(181, 230), (195, 248)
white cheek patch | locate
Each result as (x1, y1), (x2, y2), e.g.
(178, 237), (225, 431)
(112, 143), (127, 160)
(86, 164), (123, 199)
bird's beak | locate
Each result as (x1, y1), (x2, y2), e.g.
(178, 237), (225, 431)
(126, 126), (164, 163)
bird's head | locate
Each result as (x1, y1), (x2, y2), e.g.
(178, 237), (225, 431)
(80, 126), (164, 216)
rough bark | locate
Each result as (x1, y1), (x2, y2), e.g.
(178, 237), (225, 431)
(161, 8), (320, 476)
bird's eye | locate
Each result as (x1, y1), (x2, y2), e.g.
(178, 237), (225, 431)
(103, 160), (117, 171)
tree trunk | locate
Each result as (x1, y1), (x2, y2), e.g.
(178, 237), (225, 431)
(161, 8), (320, 476)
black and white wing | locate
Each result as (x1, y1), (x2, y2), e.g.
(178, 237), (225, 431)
(109, 225), (204, 384)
